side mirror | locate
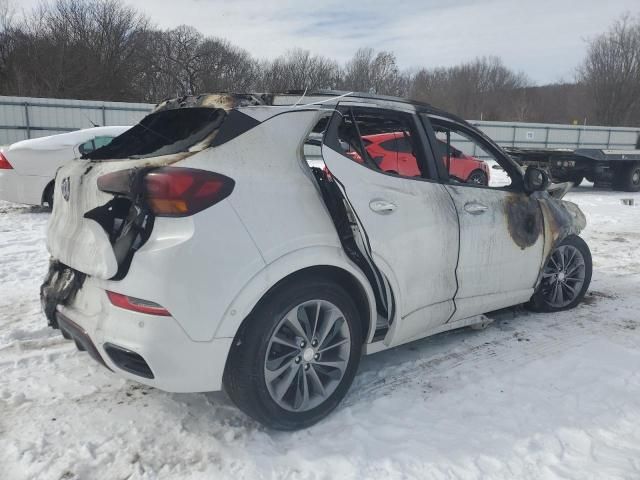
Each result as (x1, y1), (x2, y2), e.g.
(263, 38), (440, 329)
(523, 167), (550, 193)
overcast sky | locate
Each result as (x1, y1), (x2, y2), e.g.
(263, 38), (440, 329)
(19, 0), (640, 84)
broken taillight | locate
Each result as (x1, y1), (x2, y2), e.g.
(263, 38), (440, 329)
(0, 152), (13, 169)
(107, 290), (171, 316)
(97, 167), (235, 217)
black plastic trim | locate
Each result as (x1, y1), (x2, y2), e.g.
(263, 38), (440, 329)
(210, 109), (260, 147)
(56, 312), (112, 371)
(104, 343), (154, 379)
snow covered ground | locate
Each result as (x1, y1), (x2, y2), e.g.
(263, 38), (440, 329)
(1, 186), (639, 480)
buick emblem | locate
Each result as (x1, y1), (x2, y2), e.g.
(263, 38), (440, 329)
(61, 177), (71, 201)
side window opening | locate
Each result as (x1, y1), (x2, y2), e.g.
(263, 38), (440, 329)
(331, 107), (427, 179)
(428, 117), (515, 189)
(79, 136), (117, 157)
(303, 114), (333, 170)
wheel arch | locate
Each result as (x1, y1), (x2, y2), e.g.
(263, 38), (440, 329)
(213, 246), (378, 345)
(41, 179), (55, 206)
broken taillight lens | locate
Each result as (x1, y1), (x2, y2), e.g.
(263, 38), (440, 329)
(97, 167), (235, 217)
(107, 290), (171, 316)
(0, 152), (13, 169)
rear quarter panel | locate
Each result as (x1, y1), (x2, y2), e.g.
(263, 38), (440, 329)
(170, 109), (378, 341)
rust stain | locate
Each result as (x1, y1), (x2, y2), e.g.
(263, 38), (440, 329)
(504, 193), (543, 249)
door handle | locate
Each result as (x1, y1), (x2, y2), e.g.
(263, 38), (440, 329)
(464, 201), (488, 215)
(369, 199), (397, 214)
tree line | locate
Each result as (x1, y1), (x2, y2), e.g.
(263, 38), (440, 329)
(0, 0), (638, 126)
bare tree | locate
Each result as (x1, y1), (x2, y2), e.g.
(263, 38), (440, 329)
(409, 57), (529, 120)
(341, 47), (406, 95)
(578, 13), (640, 126)
(0, 0), (14, 32)
(0, 0), (149, 100)
(1, 0), (635, 126)
(258, 49), (340, 91)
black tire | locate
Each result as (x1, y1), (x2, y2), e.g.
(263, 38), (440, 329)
(613, 162), (640, 192)
(466, 169), (488, 186)
(43, 182), (54, 208)
(527, 235), (592, 312)
(223, 276), (363, 430)
(553, 174), (583, 186)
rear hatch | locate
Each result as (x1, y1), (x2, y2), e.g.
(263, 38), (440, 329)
(46, 94), (267, 280)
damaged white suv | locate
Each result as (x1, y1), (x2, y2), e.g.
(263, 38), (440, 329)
(42, 92), (592, 430)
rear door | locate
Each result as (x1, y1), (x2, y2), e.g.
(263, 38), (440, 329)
(321, 104), (459, 345)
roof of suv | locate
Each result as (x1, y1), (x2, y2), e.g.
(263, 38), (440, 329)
(152, 91), (467, 124)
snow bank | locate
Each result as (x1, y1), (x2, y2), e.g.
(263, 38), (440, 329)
(1, 186), (639, 479)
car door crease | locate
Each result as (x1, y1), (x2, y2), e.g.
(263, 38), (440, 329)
(442, 183), (462, 323)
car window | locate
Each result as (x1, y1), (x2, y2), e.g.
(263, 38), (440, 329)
(427, 118), (514, 189)
(332, 107), (427, 179)
(93, 136), (114, 149)
(78, 139), (95, 155)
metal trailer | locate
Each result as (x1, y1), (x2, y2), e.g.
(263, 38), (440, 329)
(505, 144), (640, 192)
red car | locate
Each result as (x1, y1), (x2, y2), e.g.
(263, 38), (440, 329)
(348, 132), (490, 185)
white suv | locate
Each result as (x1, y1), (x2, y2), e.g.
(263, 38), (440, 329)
(42, 92), (592, 430)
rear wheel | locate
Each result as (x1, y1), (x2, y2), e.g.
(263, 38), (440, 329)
(527, 235), (592, 312)
(466, 170), (488, 186)
(223, 277), (362, 430)
(613, 162), (640, 192)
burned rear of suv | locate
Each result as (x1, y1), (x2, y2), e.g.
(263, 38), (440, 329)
(41, 94), (268, 327)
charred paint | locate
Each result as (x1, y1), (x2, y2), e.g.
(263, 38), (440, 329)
(537, 196), (586, 258)
(532, 194), (587, 288)
(154, 93), (274, 113)
(504, 194), (543, 249)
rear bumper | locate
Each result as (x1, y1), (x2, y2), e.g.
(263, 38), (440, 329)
(56, 311), (111, 371)
(53, 279), (233, 392)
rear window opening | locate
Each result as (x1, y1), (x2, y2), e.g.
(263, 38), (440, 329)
(85, 107), (226, 160)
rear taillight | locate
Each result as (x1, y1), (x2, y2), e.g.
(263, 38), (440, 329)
(0, 152), (12, 169)
(107, 291), (171, 316)
(97, 167), (235, 217)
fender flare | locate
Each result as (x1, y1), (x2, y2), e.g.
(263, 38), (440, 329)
(213, 245), (379, 343)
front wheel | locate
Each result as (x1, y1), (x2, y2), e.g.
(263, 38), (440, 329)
(527, 235), (592, 312)
(223, 277), (362, 430)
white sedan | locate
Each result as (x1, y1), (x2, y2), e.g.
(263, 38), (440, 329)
(0, 126), (130, 207)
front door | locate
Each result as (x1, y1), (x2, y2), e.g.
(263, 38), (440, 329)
(425, 115), (545, 321)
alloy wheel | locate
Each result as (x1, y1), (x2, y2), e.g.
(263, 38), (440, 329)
(264, 299), (351, 412)
(540, 244), (586, 308)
